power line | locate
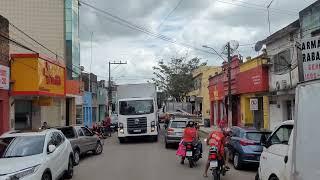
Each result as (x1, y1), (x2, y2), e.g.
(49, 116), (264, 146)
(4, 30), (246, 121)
(231, 0), (297, 13)
(157, 0), (184, 29)
(79, 1), (225, 60)
(214, 0), (297, 16)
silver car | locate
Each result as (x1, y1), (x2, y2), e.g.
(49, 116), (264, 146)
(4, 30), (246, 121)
(164, 118), (189, 148)
(57, 126), (103, 165)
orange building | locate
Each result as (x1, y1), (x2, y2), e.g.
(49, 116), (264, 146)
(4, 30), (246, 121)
(11, 53), (67, 130)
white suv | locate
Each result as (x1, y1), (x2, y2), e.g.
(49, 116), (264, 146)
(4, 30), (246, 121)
(0, 129), (74, 180)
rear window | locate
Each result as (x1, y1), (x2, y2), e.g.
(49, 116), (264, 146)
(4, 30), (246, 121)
(246, 132), (271, 141)
(58, 127), (76, 138)
(170, 121), (187, 128)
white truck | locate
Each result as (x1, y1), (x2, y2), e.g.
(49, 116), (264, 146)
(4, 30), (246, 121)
(258, 80), (320, 180)
(117, 83), (158, 143)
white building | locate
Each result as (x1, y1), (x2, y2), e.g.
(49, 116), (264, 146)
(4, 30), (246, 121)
(265, 20), (301, 130)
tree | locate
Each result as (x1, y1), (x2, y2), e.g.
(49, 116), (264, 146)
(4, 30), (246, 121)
(152, 56), (206, 102)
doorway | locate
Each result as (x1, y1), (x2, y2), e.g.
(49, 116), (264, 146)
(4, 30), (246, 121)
(15, 100), (32, 130)
(253, 97), (264, 129)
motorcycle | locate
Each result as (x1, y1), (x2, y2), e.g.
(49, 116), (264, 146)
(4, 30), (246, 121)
(209, 146), (228, 180)
(185, 141), (202, 168)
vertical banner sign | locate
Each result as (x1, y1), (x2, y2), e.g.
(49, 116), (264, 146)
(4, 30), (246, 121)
(301, 36), (320, 81)
(250, 98), (258, 111)
(0, 65), (9, 90)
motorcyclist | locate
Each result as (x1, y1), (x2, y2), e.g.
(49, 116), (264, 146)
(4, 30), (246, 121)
(203, 126), (229, 178)
(102, 113), (112, 136)
(180, 121), (202, 164)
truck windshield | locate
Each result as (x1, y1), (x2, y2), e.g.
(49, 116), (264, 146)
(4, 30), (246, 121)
(119, 100), (154, 115)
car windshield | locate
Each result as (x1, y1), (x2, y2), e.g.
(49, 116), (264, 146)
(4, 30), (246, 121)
(58, 127), (76, 139)
(246, 132), (271, 142)
(0, 136), (45, 158)
(170, 121), (187, 128)
(119, 100), (154, 115)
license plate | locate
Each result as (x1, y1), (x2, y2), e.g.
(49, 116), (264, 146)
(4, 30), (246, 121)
(133, 129), (141, 133)
(175, 132), (182, 136)
(186, 151), (192, 157)
(210, 161), (218, 168)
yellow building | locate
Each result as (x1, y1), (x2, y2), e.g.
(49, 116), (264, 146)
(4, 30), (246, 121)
(187, 66), (221, 120)
(238, 56), (269, 129)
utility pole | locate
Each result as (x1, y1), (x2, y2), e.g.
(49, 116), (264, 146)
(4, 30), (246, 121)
(227, 42), (232, 128)
(108, 61), (127, 115)
(267, 0), (275, 35)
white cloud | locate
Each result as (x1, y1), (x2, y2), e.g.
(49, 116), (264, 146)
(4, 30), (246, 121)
(80, 0), (318, 84)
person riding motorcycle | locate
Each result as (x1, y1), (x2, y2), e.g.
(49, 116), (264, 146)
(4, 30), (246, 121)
(180, 121), (202, 164)
(203, 126), (229, 177)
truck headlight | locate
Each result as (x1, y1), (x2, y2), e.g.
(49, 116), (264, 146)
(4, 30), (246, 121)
(7, 165), (39, 180)
(151, 127), (155, 132)
(119, 129), (124, 134)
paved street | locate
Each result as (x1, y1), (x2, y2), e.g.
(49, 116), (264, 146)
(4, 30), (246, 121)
(72, 129), (256, 180)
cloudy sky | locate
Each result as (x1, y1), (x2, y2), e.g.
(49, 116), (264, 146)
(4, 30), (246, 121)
(79, 0), (316, 84)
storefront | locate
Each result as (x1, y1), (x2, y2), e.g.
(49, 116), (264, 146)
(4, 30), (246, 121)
(83, 91), (92, 127)
(0, 65), (10, 134)
(66, 80), (81, 126)
(238, 56), (269, 129)
(10, 54), (66, 130)
(208, 73), (225, 126)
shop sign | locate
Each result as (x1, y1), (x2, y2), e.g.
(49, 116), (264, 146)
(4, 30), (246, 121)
(301, 36), (320, 81)
(11, 54), (66, 96)
(250, 98), (258, 111)
(0, 65), (9, 90)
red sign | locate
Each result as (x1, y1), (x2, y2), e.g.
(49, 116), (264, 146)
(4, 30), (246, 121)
(238, 66), (268, 94)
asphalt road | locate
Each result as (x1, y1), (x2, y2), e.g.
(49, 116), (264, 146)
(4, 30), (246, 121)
(72, 129), (256, 180)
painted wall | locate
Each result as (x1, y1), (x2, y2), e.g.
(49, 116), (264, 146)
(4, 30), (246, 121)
(83, 91), (92, 127)
(188, 66), (221, 119)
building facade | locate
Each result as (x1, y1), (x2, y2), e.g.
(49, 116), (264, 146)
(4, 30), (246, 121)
(187, 66), (221, 120)
(0, 0), (81, 131)
(0, 15), (10, 134)
(208, 73), (225, 126)
(238, 56), (269, 129)
(97, 80), (107, 121)
(11, 54), (66, 130)
(265, 20), (300, 130)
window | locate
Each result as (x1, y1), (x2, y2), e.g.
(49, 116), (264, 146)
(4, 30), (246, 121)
(270, 125), (293, 145)
(58, 127), (76, 139)
(119, 100), (154, 115)
(0, 136), (45, 158)
(273, 49), (291, 73)
(77, 129), (84, 136)
(231, 128), (240, 137)
(170, 121), (187, 128)
(50, 132), (63, 147)
(246, 132), (271, 141)
(76, 105), (83, 124)
(81, 127), (93, 136)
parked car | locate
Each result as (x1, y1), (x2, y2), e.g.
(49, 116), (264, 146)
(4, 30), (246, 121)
(226, 126), (271, 169)
(0, 129), (74, 180)
(57, 126), (103, 165)
(164, 118), (190, 148)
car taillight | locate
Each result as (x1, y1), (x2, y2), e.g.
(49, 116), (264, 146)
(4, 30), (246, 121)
(209, 153), (217, 160)
(240, 139), (256, 146)
(167, 128), (174, 135)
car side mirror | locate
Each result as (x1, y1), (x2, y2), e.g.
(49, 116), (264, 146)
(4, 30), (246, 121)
(48, 144), (56, 153)
(260, 134), (269, 148)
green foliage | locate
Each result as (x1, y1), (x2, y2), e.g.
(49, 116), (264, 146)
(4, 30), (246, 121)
(152, 57), (206, 102)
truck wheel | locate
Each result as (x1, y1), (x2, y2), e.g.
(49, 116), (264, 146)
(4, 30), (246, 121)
(255, 172), (259, 180)
(269, 176), (279, 180)
(153, 135), (158, 142)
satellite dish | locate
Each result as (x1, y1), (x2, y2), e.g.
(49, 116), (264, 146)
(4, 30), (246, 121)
(255, 40), (264, 52)
(222, 40), (239, 55)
